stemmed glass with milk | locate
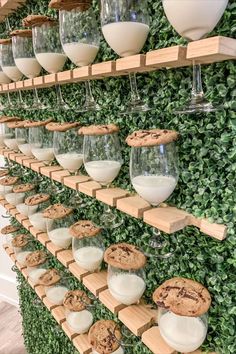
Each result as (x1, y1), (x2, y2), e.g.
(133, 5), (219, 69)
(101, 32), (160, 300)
(127, 129), (179, 258)
(101, 0), (150, 114)
(50, 1), (100, 111)
(0, 62), (11, 110)
(11, 29), (47, 110)
(162, 0), (229, 114)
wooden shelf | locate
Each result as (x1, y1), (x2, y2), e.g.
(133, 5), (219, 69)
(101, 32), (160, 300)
(0, 0), (26, 21)
(1, 149), (227, 241)
(0, 36), (235, 93)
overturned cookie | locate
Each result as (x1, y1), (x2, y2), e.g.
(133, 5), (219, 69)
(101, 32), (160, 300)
(126, 129), (179, 147)
(104, 243), (146, 270)
(78, 124), (119, 136)
(63, 290), (91, 311)
(69, 220), (101, 239)
(88, 320), (121, 354)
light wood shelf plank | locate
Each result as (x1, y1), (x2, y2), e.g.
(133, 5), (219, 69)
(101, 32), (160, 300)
(83, 271), (108, 296)
(141, 326), (176, 354)
(99, 289), (126, 314)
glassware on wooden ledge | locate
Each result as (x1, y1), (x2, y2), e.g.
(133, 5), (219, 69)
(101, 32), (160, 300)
(80, 124), (123, 229)
(0, 117), (18, 149)
(0, 38), (28, 109)
(27, 119), (55, 165)
(70, 220), (104, 272)
(0, 64), (11, 110)
(153, 277), (211, 353)
(11, 28), (47, 110)
(24, 250), (49, 285)
(11, 182), (36, 216)
(64, 289), (94, 334)
(54, 2), (100, 112)
(0, 175), (19, 197)
(14, 120), (33, 157)
(43, 203), (74, 249)
(101, 0), (150, 114)
(0, 224), (21, 246)
(25, 193), (51, 232)
(104, 243), (146, 306)
(127, 129), (179, 258)
(23, 15), (69, 112)
(13, 235), (37, 267)
(162, 0), (229, 114)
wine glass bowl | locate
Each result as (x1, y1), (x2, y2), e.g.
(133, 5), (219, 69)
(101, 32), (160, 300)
(0, 39), (22, 82)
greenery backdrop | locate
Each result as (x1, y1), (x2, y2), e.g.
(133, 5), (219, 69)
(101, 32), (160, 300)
(1, 0), (235, 353)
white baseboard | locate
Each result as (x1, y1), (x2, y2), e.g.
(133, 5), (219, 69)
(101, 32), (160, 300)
(0, 275), (19, 307)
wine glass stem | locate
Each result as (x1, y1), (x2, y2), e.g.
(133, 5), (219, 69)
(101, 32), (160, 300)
(7, 92), (12, 106)
(84, 80), (95, 105)
(55, 84), (65, 105)
(18, 90), (24, 105)
(34, 87), (40, 103)
(191, 61), (204, 103)
(129, 72), (141, 104)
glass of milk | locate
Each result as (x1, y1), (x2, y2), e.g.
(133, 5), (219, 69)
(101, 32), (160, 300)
(0, 64), (11, 109)
(13, 242), (35, 267)
(130, 140), (178, 257)
(46, 211), (74, 249)
(30, 16), (69, 111)
(58, 5), (100, 112)
(45, 278), (69, 305)
(27, 195), (51, 232)
(11, 29), (47, 110)
(158, 308), (208, 353)
(0, 39), (27, 109)
(3, 125), (19, 151)
(16, 124), (33, 157)
(29, 125), (55, 164)
(83, 130), (123, 229)
(1, 225), (20, 246)
(100, 0), (150, 114)
(0, 122), (13, 148)
(162, 0), (228, 114)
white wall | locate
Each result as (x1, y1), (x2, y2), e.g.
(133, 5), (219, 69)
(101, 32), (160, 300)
(0, 155), (19, 307)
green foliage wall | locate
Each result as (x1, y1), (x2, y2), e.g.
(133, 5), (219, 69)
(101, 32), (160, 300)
(2, 0), (236, 353)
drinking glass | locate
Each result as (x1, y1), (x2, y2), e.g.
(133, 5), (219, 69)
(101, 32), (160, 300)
(0, 122), (13, 148)
(46, 211), (74, 249)
(162, 0), (229, 113)
(16, 123), (33, 157)
(30, 17), (69, 111)
(11, 29), (47, 110)
(101, 0), (150, 113)
(59, 6), (100, 111)
(83, 129), (123, 228)
(130, 140), (179, 257)
(0, 64), (11, 110)
(0, 39), (27, 109)
(28, 125), (55, 165)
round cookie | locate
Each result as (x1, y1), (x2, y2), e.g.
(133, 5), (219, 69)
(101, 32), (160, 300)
(11, 234), (29, 248)
(0, 38), (11, 45)
(69, 220), (101, 239)
(22, 15), (57, 28)
(88, 320), (121, 354)
(63, 290), (91, 311)
(24, 118), (53, 128)
(49, 0), (92, 11)
(12, 183), (35, 193)
(7, 120), (29, 129)
(78, 124), (119, 136)
(0, 169), (9, 178)
(43, 203), (73, 219)
(10, 29), (32, 37)
(0, 116), (21, 123)
(46, 122), (80, 132)
(153, 277), (211, 317)
(38, 269), (61, 286)
(25, 193), (50, 206)
(126, 129), (179, 147)
(104, 243), (146, 271)
(25, 250), (47, 267)
(1, 225), (20, 234)
(0, 176), (19, 186)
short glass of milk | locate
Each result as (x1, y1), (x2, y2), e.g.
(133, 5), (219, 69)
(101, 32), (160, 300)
(0, 122), (14, 148)
(16, 124), (33, 157)
(29, 124), (55, 164)
(46, 208), (74, 249)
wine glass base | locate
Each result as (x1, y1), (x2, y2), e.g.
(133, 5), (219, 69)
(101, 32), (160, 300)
(93, 213), (123, 230)
(176, 100), (222, 114)
(30, 102), (50, 110)
(55, 102), (71, 112)
(120, 101), (151, 115)
(75, 101), (100, 112)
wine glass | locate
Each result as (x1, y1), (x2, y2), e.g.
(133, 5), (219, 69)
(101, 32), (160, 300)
(128, 129), (179, 258)
(162, 0), (229, 114)
(11, 29), (47, 110)
(101, 0), (150, 114)
(0, 63), (11, 110)
(0, 38), (27, 109)
(49, 1), (100, 111)
(23, 15), (69, 111)
(81, 125), (123, 229)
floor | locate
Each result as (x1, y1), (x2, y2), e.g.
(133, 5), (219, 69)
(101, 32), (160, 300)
(0, 301), (27, 354)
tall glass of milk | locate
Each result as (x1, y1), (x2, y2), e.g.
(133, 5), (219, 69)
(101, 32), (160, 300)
(26, 193), (51, 232)
(100, 0), (150, 113)
(0, 121), (14, 147)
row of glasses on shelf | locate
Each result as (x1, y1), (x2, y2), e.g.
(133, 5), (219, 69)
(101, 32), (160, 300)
(0, 0), (229, 113)
(2, 219), (212, 353)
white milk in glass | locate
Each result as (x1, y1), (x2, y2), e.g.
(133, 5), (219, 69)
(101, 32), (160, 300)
(85, 160), (121, 185)
(29, 212), (48, 232)
(0, 71), (11, 84)
(16, 251), (32, 266)
(0, 185), (13, 196)
(31, 147), (54, 162)
(159, 312), (207, 352)
(2, 66), (22, 81)
(28, 268), (47, 285)
(162, 0), (228, 41)
(5, 192), (25, 205)
(74, 246), (104, 271)
(63, 43), (99, 66)
(48, 228), (72, 248)
(36, 53), (67, 73)
(93, 347), (124, 354)
(109, 273), (146, 305)
(56, 153), (83, 172)
(67, 310), (93, 333)
(4, 138), (18, 150)
(102, 22), (149, 57)
(18, 143), (33, 157)
(15, 58), (41, 79)
(46, 286), (68, 305)
(17, 203), (38, 216)
(0, 133), (12, 147)
(132, 175), (176, 206)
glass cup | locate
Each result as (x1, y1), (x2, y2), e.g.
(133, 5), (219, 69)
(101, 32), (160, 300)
(0, 64), (11, 109)
(3, 126), (18, 151)
(29, 125), (55, 165)
(162, 0), (229, 113)
(107, 264), (146, 306)
(59, 6), (100, 111)
(158, 308), (208, 353)
(14, 242), (35, 267)
(72, 231), (104, 272)
(28, 197), (51, 232)
(1, 226), (20, 246)
(15, 186), (37, 217)
(11, 29), (47, 110)
(45, 278), (69, 305)
(101, 0), (150, 114)
(46, 212), (74, 249)
(32, 18), (69, 111)
(0, 122), (13, 148)
(27, 258), (50, 285)
(16, 125), (33, 157)
(130, 140), (179, 258)
(83, 130), (123, 228)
